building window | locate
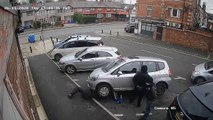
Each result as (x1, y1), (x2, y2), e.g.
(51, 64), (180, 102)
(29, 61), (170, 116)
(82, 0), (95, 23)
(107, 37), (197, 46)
(98, 8), (102, 11)
(90, 8), (95, 11)
(58, 9), (63, 13)
(106, 14), (111, 18)
(106, 8), (111, 12)
(171, 8), (180, 18)
(147, 6), (153, 17)
(97, 14), (103, 18)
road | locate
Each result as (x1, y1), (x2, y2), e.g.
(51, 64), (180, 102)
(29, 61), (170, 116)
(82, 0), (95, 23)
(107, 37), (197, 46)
(28, 28), (208, 120)
(19, 22), (126, 40)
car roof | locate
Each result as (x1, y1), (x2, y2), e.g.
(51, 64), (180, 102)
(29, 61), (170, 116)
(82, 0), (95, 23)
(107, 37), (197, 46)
(190, 81), (213, 111)
(67, 36), (102, 42)
(122, 56), (166, 62)
(86, 46), (117, 52)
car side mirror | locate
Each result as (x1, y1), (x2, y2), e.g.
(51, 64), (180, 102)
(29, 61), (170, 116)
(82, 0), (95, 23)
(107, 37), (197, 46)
(78, 58), (82, 61)
(117, 71), (123, 76)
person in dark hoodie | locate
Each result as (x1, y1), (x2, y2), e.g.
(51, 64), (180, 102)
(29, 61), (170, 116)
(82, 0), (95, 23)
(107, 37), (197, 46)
(130, 65), (153, 108)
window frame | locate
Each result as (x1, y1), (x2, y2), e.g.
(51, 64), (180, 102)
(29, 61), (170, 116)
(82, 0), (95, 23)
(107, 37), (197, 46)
(171, 8), (180, 18)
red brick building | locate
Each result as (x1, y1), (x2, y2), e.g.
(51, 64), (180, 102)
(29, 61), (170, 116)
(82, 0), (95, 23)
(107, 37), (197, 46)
(71, 1), (129, 22)
(135, 0), (203, 39)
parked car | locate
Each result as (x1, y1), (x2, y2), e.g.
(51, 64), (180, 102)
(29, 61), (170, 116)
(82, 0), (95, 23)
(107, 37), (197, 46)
(124, 24), (135, 33)
(167, 81), (213, 120)
(58, 46), (120, 74)
(87, 56), (172, 98)
(50, 36), (103, 61)
(191, 61), (213, 84)
(54, 34), (91, 48)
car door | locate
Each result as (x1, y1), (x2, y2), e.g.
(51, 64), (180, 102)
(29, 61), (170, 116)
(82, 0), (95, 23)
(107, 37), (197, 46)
(207, 69), (213, 81)
(58, 41), (76, 56)
(75, 52), (98, 71)
(95, 51), (114, 68)
(111, 61), (141, 91)
(142, 61), (159, 83)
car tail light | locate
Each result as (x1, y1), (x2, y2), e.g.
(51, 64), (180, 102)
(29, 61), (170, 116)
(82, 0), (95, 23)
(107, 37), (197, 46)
(169, 69), (172, 77)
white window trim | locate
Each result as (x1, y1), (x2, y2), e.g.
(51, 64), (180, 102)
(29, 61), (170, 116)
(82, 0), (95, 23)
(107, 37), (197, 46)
(171, 8), (180, 18)
(147, 6), (153, 17)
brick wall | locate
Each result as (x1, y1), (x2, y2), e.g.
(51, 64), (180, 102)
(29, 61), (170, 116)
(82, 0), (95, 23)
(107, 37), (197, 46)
(0, 7), (34, 120)
(137, 0), (162, 19)
(162, 27), (213, 52)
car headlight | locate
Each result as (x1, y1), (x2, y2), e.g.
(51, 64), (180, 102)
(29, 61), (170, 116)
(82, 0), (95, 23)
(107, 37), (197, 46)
(193, 71), (200, 75)
(90, 76), (99, 81)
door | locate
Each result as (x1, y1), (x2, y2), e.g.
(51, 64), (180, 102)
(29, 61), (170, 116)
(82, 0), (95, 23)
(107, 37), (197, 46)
(76, 52), (98, 70)
(95, 51), (114, 68)
(112, 62), (141, 91)
(58, 41), (76, 56)
(156, 26), (163, 40)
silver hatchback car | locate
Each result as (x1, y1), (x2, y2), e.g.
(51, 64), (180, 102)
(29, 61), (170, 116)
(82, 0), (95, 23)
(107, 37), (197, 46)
(59, 46), (120, 74)
(87, 56), (172, 98)
(191, 61), (213, 84)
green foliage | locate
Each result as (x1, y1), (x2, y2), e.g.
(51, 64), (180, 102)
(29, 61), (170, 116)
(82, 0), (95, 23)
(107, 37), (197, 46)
(82, 16), (96, 24)
(33, 21), (41, 29)
(73, 12), (83, 23)
(73, 13), (96, 24)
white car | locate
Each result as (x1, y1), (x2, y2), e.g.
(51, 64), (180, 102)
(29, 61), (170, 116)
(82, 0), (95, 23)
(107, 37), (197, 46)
(50, 36), (103, 61)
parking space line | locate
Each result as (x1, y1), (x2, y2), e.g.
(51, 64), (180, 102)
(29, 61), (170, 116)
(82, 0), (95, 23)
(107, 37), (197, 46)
(140, 49), (173, 60)
(114, 114), (124, 117)
(45, 53), (120, 120)
(173, 76), (186, 81)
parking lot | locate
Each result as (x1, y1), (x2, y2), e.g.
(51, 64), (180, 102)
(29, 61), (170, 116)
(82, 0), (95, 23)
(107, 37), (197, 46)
(29, 35), (208, 120)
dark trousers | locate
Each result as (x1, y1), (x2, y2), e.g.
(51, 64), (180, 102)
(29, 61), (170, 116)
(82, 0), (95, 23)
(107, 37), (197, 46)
(143, 99), (153, 120)
(129, 89), (144, 107)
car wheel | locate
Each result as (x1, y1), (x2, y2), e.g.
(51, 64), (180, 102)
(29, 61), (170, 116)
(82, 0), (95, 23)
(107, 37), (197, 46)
(54, 54), (62, 61)
(156, 83), (166, 95)
(195, 77), (205, 84)
(96, 84), (111, 98)
(65, 65), (76, 74)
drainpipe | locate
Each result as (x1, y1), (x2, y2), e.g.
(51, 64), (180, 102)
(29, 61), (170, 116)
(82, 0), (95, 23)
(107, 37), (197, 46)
(181, 0), (186, 30)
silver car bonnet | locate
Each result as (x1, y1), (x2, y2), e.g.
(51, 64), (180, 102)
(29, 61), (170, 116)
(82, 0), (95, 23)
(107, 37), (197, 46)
(90, 67), (105, 78)
(59, 52), (76, 63)
(194, 63), (206, 72)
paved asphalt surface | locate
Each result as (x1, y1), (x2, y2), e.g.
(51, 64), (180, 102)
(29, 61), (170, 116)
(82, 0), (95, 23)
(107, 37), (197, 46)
(27, 23), (210, 120)
(29, 54), (115, 120)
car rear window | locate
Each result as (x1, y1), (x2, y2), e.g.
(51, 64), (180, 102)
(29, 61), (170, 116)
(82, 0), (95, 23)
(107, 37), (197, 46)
(158, 62), (165, 70)
(179, 90), (213, 120)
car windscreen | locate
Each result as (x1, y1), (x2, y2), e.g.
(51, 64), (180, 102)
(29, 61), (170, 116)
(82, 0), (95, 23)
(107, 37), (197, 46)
(75, 48), (87, 58)
(179, 89), (213, 120)
(205, 61), (213, 70)
(102, 58), (125, 72)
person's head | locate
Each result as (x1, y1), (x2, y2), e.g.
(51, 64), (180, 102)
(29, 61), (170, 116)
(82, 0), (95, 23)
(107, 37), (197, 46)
(141, 65), (148, 74)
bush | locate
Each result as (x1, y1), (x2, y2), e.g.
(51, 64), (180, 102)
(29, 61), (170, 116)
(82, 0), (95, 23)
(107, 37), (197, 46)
(82, 16), (96, 24)
(73, 13), (96, 24)
(33, 21), (41, 29)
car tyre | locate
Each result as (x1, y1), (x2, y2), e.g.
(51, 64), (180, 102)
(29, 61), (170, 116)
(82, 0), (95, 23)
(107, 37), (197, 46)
(195, 77), (205, 84)
(65, 65), (76, 74)
(156, 83), (166, 95)
(54, 54), (62, 61)
(96, 84), (111, 98)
